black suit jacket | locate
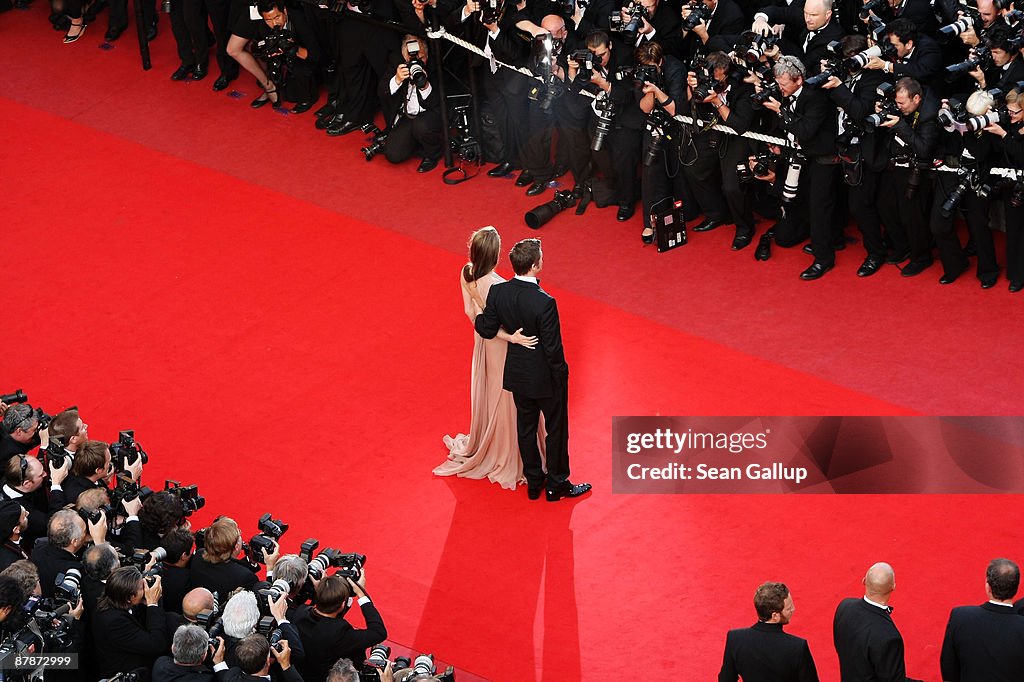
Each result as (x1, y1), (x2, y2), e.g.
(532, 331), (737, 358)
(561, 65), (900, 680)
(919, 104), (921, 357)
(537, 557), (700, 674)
(703, 0), (748, 53)
(832, 597), (910, 682)
(892, 36), (941, 91)
(152, 655), (228, 682)
(475, 278), (568, 400)
(32, 541), (82, 599)
(92, 603), (169, 678)
(189, 551), (258, 601)
(794, 19), (844, 76)
(780, 85), (838, 157)
(827, 68), (890, 170)
(290, 601), (387, 682)
(718, 621), (819, 682)
(220, 665), (303, 682)
(939, 602), (1024, 682)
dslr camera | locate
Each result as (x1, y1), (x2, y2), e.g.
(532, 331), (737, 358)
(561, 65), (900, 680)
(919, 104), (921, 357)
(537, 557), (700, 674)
(109, 430), (148, 470)
(248, 513), (288, 564)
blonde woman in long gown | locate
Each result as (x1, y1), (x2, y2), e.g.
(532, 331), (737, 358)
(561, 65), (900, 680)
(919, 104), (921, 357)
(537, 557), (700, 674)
(436, 226), (544, 490)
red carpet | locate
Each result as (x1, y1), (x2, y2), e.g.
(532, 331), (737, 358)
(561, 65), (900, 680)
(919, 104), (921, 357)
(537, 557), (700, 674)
(5, 7), (1024, 680)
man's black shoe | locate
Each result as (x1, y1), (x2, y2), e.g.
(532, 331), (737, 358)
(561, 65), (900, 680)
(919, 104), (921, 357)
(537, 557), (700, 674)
(616, 203), (635, 221)
(417, 156), (439, 173)
(525, 179), (549, 196)
(692, 218), (723, 233)
(527, 487), (543, 500)
(192, 62), (208, 80)
(314, 100), (336, 118)
(316, 113), (338, 130)
(291, 101), (314, 114)
(800, 262), (834, 281)
(487, 161), (513, 177)
(212, 74), (233, 91)
(552, 165), (569, 179)
(857, 257), (883, 278)
(546, 481), (592, 502)
(802, 243), (814, 255)
(1010, 280), (1024, 293)
(326, 120), (361, 136)
(731, 232), (753, 250)
(886, 249), (910, 264)
(104, 24), (126, 41)
(170, 64), (194, 81)
(938, 265), (967, 285)
(515, 170), (534, 187)
(900, 259), (932, 277)
(981, 276), (997, 289)
(754, 234), (772, 261)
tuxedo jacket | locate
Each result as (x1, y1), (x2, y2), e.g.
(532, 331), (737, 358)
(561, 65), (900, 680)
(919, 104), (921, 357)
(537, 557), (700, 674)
(779, 85), (838, 158)
(702, 0), (749, 55)
(152, 656), (229, 682)
(892, 36), (942, 91)
(378, 56), (442, 126)
(220, 666), (303, 682)
(832, 597), (910, 682)
(827, 68), (890, 171)
(718, 621), (820, 682)
(475, 278), (568, 400)
(794, 19), (844, 76)
(939, 602), (1024, 682)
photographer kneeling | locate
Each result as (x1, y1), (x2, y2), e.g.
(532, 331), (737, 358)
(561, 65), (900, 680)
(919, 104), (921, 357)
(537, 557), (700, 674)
(379, 35), (445, 173)
(253, 0), (321, 113)
(292, 573), (387, 682)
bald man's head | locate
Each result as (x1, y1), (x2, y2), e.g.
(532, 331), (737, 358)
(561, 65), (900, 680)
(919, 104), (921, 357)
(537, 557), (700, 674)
(863, 562), (896, 601)
(183, 587), (216, 620)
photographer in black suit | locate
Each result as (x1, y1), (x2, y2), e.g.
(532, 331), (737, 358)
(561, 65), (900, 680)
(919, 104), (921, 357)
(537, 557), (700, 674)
(189, 516), (263, 599)
(474, 239), (591, 502)
(940, 558), (1024, 682)
(253, 0), (322, 113)
(153, 624), (228, 682)
(833, 562), (922, 682)
(92, 566), (169, 678)
(224, 634), (301, 682)
(861, 19), (942, 92)
(378, 35), (445, 173)
(0, 404), (41, 459)
(719, 581), (820, 682)
(680, 0), (747, 58)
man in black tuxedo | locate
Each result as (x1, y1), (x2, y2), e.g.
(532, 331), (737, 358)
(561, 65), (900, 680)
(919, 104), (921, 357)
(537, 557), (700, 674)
(153, 625), (229, 682)
(718, 581), (820, 682)
(939, 558), (1024, 682)
(475, 239), (592, 502)
(833, 562), (922, 682)
(378, 35), (445, 172)
(754, 0), (842, 73)
(862, 19), (942, 92)
(223, 635), (302, 682)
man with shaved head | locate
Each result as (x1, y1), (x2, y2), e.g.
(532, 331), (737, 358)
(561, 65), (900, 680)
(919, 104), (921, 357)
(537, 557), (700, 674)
(833, 562), (922, 681)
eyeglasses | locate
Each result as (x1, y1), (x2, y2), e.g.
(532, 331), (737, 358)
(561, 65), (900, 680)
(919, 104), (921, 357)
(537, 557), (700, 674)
(1008, 108), (1023, 115)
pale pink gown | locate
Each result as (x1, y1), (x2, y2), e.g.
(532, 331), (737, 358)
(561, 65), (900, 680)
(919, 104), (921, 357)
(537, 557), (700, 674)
(436, 271), (544, 490)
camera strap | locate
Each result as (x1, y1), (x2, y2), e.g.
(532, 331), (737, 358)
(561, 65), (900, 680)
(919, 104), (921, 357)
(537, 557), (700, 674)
(443, 160), (481, 185)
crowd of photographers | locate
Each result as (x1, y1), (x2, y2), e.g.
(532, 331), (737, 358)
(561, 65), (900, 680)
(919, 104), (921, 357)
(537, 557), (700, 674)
(19, 0), (1024, 284)
(0, 392), (452, 682)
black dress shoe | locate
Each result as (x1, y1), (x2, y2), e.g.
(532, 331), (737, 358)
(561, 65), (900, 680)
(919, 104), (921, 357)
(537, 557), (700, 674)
(546, 481), (592, 502)
(886, 249), (911, 264)
(212, 74), (233, 91)
(692, 218), (723, 233)
(938, 265), (967, 285)
(616, 203), (635, 221)
(731, 232), (753, 250)
(487, 161), (513, 177)
(291, 101), (314, 114)
(170, 64), (194, 81)
(527, 487), (543, 500)
(417, 156), (439, 173)
(515, 171), (534, 187)
(326, 120), (361, 136)
(104, 24), (125, 41)
(857, 256), (883, 278)
(314, 99), (336, 118)
(900, 259), (933, 277)
(315, 113), (338, 130)
(192, 62), (208, 80)
(1010, 280), (1024, 293)
(525, 179), (549, 196)
(800, 262), (834, 281)
(980, 276), (998, 289)
(754, 234), (772, 261)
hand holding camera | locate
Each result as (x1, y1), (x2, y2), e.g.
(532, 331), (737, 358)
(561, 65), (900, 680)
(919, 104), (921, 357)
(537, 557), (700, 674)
(87, 515), (108, 545)
(271, 638), (292, 669)
(49, 457), (70, 486)
(144, 574), (163, 606)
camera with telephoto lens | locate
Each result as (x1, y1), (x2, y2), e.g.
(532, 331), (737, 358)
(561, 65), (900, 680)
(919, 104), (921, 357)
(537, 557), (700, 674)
(449, 99), (481, 163)
(257, 579), (291, 621)
(805, 41), (846, 87)
(111, 474), (154, 511)
(480, 0), (504, 24)
(591, 93), (616, 151)
(406, 41), (428, 89)
(409, 654), (456, 682)
(255, 615), (285, 653)
(941, 168), (980, 217)
(110, 430), (148, 470)
(859, 0), (885, 19)
(691, 59), (726, 102)
(781, 151), (804, 203)
(938, 5), (981, 41)
(45, 440), (73, 470)
(863, 82), (898, 131)
(130, 547), (167, 586)
(946, 44), (993, 81)
(360, 645), (413, 682)
(735, 30), (778, 64)
(0, 597), (75, 662)
(195, 607), (225, 649)
(524, 189), (580, 229)
(570, 49), (594, 84)
(54, 569), (82, 606)
(864, 13), (887, 41)
(642, 107), (680, 166)
(681, 0), (711, 31)
(751, 80), (782, 108)
(937, 96), (969, 130)
(360, 124), (389, 162)
(164, 480), (205, 516)
(0, 390), (28, 405)
(846, 41), (897, 73)
(609, 1), (650, 43)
